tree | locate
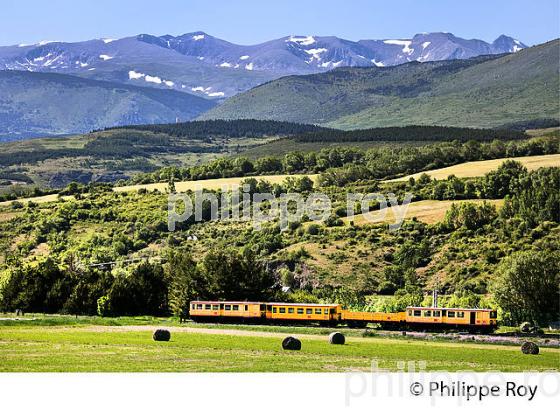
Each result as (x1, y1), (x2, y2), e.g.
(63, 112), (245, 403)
(492, 250), (560, 325)
(444, 201), (497, 231)
(165, 251), (209, 317)
(482, 160), (527, 199)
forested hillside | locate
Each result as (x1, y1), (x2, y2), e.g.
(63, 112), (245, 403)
(201, 40), (560, 129)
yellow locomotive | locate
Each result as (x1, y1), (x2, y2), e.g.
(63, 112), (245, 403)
(189, 300), (498, 332)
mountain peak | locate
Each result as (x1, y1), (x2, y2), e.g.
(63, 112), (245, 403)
(492, 34), (527, 52)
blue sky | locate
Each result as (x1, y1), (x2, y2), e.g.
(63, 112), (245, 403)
(1, 0), (558, 46)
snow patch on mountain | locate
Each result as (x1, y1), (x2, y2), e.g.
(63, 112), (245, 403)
(384, 39), (413, 54)
(99, 54), (113, 61)
(144, 74), (162, 84)
(128, 70), (145, 80)
(239, 55), (250, 60)
(245, 62), (254, 70)
(193, 34), (205, 41)
(305, 48), (327, 62)
(287, 35), (316, 46)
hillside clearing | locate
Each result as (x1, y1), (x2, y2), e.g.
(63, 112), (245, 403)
(114, 174), (319, 193)
(344, 199), (505, 226)
(386, 154), (560, 182)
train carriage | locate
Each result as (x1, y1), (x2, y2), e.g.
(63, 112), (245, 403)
(405, 307), (498, 331)
(190, 301), (265, 322)
(189, 300), (498, 333)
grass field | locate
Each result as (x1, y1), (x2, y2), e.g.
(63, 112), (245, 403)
(386, 154), (560, 182)
(0, 174), (319, 206)
(1, 324), (558, 372)
(114, 174), (319, 193)
(343, 199), (505, 225)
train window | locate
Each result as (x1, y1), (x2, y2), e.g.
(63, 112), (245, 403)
(306, 308), (312, 314)
(414, 310), (421, 317)
(288, 308), (294, 313)
(315, 309), (322, 314)
(272, 307), (277, 313)
(330, 309), (336, 314)
(225, 305), (231, 311)
(457, 312), (465, 318)
(204, 304), (211, 310)
(448, 311), (455, 318)
(407, 310), (413, 316)
(232, 305), (239, 311)
(279, 308), (286, 313)
(490, 311), (497, 319)
(244, 305), (248, 311)
(212, 305), (219, 310)
(324, 309), (328, 314)
(424, 310), (431, 317)
(191, 304), (195, 310)
(433, 311), (441, 317)
(297, 308), (304, 314)
(197, 304), (203, 310)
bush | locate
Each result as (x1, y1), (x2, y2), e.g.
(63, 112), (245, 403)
(306, 224), (321, 235)
(97, 296), (110, 317)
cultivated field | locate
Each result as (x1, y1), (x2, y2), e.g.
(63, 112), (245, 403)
(114, 174), (319, 193)
(343, 199), (505, 226)
(0, 324), (558, 372)
(387, 154), (560, 182)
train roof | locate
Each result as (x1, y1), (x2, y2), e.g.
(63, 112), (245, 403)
(265, 302), (340, 307)
(191, 301), (340, 307)
(406, 306), (495, 311)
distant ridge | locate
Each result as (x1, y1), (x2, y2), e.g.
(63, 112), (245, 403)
(200, 40), (560, 130)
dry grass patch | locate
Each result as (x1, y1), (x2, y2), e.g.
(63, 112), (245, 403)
(344, 199), (504, 226)
(386, 154), (560, 182)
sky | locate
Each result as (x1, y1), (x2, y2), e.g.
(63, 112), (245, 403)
(1, 0), (558, 47)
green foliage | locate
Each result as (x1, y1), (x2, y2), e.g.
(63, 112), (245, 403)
(492, 250), (560, 325)
(443, 201), (498, 231)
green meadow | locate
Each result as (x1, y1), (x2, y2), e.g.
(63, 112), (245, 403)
(0, 324), (558, 372)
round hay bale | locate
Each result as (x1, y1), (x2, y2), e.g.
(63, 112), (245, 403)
(329, 332), (346, 345)
(282, 336), (301, 351)
(521, 341), (539, 355)
(153, 329), (171, 342)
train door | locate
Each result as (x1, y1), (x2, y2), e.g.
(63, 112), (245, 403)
(470, 311), (476, 325)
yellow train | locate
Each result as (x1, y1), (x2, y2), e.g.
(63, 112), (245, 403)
(189, 301), (498, 332)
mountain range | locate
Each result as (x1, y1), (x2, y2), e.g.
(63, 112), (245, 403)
(0, 32), (526, 99)
(0, 31), (545, 137)
(201, 40), (559, 129)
